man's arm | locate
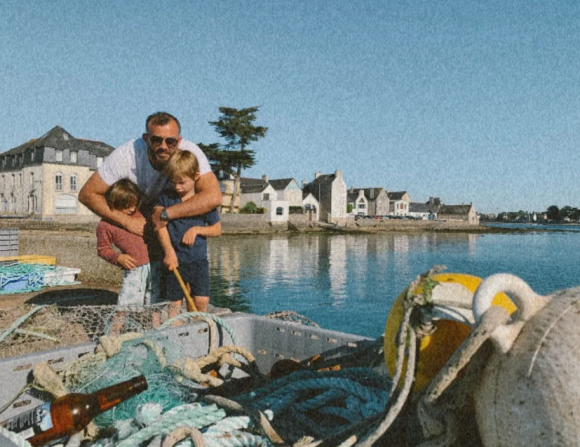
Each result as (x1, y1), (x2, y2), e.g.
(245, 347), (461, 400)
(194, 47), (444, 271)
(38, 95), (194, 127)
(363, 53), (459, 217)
(151, 172), (222, 230)
(79, 172), (146, 236)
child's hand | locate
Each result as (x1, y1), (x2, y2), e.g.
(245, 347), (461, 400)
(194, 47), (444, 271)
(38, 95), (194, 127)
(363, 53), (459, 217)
(182, 227), (199, 246)
(117, 254), (137, 270)
(163, 251), (179, 271)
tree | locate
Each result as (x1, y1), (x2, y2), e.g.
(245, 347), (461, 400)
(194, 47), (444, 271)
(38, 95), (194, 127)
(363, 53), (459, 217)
(209, 107), (268, 213)
(546, 205), (560, 221)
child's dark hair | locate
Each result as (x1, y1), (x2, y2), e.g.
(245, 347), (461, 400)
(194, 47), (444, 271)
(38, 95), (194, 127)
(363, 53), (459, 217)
(105, 179), (141, 211)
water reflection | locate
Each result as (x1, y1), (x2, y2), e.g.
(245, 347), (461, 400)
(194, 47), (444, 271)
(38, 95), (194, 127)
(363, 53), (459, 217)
(207, 232), (497, 336)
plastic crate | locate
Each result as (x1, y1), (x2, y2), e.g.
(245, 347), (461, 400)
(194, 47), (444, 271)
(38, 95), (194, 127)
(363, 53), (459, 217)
(0, 255), (56, 266)
(0, 228), (19, 258)
(0, 313), (369, 422)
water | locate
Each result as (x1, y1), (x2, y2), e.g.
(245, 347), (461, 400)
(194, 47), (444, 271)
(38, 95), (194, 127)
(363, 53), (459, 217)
(207, 229), (580, 338)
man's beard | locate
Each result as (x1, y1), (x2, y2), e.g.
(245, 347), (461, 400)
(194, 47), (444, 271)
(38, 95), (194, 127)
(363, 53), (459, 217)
(148, 148), (170, 171)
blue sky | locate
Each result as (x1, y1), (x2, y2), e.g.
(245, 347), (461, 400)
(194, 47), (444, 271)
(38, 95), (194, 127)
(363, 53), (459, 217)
(1, 0), (579, 213)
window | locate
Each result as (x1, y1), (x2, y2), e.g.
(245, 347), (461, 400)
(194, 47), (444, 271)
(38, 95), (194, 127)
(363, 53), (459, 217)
(70, 151), (77, 163)
(276, 207), (284, 216)
(263, 193), (270, 200)
(358, 204), (365, 209)
(56, 150), (63, 162)
(30, 149), (35, 162)
(1, 157), (5, 167)
(70, 174), (77, 191)
(97, 157), (103, 168)
(55, 173), (63, 191)
(11, 156), (15, 167)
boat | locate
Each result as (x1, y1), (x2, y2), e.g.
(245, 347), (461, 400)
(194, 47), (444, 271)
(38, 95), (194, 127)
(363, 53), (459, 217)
(0, 271), (578, 446)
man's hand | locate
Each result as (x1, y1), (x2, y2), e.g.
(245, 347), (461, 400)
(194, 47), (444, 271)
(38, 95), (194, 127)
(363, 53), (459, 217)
(163, 250), (179, 271)
(152, 207), (168, 231)
(124, 214), (146, 236)
(182, 227), (199, 246)
(117, 254), (137, 270)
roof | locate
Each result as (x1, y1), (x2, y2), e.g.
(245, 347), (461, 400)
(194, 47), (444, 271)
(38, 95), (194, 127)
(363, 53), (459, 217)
(409, 202), (431, 213)
(302, 173), (337, 200)
(240, 177), (270, 194)
(268, 178), (295, 191)
(387, 191), (407, 201)
(3, 126), (114, 157)
(438, 204), (473, 215)
(350, 187), (385, 201)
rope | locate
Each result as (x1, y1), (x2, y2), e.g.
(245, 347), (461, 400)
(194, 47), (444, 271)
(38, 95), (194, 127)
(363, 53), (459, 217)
(0, 305), (46, 344)
(115, 404), (226, 447)
(161, 426), (205, 447)
(158, 312), (239, 345)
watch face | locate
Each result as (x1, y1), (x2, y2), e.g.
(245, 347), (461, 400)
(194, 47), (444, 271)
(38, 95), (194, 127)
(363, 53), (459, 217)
(161, 209), (169, 221)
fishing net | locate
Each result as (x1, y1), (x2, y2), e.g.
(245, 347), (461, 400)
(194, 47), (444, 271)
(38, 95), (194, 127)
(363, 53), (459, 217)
(1, 303), (391, 446)
(0, 262), (79, 295)
(0, 302), (196, 359)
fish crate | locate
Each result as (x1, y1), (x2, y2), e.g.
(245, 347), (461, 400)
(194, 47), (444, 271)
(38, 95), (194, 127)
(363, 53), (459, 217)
(0, 228), (19, 258)
(0, 313), (370, 426)
(0, 255), (56, 266)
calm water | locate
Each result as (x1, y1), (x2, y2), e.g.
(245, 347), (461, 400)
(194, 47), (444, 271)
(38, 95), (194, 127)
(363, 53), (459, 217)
(207, 228), (580, 338)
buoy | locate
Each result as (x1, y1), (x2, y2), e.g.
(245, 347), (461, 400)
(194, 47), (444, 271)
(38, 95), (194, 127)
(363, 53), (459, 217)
(384, 273), (516, 391)
(473, 275), (580, 447)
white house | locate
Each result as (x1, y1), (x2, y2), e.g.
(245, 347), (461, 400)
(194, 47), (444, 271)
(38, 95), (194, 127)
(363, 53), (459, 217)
(302, 191), (320, 222)
(388, 191), (411, 216)
(240, 177), (277, 209)
(347, 188), (368, 216)
(268, 177), (303, 207)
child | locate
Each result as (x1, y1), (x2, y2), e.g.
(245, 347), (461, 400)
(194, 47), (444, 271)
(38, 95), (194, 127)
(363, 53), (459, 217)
(96, 179), (158, 310)
(154, 150), (221, 315)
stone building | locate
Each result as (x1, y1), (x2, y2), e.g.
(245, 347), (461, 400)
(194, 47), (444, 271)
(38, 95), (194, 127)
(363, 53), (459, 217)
(0, 126), (113, 220)
(438, 203), (480, 225)
(303, 171), (347, 223)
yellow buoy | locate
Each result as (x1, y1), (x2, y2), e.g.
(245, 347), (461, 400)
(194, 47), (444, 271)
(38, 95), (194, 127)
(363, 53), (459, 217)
(384, 273), (516, 392)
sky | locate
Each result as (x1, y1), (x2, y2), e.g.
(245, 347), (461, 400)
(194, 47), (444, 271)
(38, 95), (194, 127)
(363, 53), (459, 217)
(1, 0), (579, 214)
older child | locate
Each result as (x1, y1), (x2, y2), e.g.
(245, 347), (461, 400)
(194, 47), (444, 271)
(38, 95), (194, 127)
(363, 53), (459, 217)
(97, 179), (158, 307)
(154, 150), (221, 315)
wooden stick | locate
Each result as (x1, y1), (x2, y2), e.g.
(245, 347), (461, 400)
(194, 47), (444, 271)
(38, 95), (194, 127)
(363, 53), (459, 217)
(173, 268), (198, 312)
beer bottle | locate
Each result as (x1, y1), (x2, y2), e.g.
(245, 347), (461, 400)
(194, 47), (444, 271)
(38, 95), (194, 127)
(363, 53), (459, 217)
(2, 375), (147, 447)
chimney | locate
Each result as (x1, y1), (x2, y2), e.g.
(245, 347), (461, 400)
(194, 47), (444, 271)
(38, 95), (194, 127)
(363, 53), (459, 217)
(370, 189), (374, 199)
(262, 175), (268, 182)
(302, 180), (308, 188)
(335, 170), (342, 179)
(315, 171), (322, 179)
(358, 189), (365, 198)
(349, 186), (354, 193)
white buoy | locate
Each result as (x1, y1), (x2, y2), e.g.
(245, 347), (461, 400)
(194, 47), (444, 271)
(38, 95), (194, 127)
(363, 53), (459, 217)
(473, 275), (580, 446)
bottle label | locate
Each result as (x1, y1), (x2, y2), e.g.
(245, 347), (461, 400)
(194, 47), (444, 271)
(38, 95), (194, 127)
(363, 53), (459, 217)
(4, 402), (54, 439)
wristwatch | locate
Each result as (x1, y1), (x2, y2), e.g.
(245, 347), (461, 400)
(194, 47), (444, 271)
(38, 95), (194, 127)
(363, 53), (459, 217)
(160, 208), (170, 222)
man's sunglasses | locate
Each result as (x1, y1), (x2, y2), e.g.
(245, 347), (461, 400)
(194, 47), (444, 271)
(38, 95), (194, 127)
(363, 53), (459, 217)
(148, 135), (179, 149)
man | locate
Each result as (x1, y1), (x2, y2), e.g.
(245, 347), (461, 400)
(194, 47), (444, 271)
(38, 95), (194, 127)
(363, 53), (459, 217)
(79, 112), (222, 235)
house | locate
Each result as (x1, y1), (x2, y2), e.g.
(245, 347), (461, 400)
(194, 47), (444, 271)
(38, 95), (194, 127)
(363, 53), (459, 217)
(347, 188), (368, 216)
(388, 191), (411, 216)
(267, 177), (303, 207)
(409, 203), (434, 220)
(437, 203), (480, 225)
(240, 176), (277, 209)
(0, 126), (113, 220)
(347, 187), (389, 216)
(214, 170), (239, 213)
(302, 191), (320, 222)
(302, 170), (347, 223)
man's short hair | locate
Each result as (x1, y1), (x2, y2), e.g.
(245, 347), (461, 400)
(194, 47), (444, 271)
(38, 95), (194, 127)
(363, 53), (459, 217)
(146, 112), (181, 134)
